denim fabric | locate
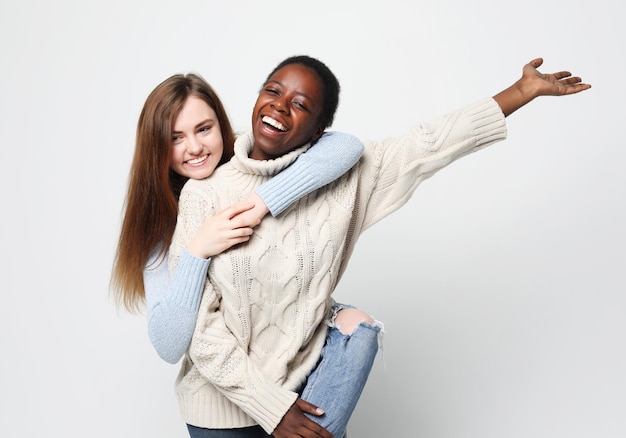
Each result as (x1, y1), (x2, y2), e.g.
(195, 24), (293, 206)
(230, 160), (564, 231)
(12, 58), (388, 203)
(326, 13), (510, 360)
(301, 316), (381, 438)
(187, 302), (381, 438)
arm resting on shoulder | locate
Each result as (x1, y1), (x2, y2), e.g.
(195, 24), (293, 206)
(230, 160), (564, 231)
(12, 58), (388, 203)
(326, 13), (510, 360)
(256, 131), (364, 216)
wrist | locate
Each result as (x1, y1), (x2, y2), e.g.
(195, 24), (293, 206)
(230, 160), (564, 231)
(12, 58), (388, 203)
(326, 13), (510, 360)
(514, 77), (539, 103)
(493, 80), (535, 118)
(187, 239), (209, 259)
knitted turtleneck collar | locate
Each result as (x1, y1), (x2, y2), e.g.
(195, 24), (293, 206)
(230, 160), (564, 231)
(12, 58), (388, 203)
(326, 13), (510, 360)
(231, 131), (311, 177)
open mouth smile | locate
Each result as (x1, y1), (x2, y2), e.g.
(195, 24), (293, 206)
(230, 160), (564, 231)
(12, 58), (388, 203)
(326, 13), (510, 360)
(262, 116), (287, 132)
(186, 155), (208, 166)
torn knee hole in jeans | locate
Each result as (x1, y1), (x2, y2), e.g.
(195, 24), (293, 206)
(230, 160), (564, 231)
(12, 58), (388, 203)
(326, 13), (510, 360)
(330, 313), (385, 336)
(327, 303), (385, 337)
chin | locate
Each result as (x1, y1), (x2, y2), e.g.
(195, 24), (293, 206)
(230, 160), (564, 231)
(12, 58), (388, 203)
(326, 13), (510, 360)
(198, 169), (215, 179)
(184, 168), (211, 180)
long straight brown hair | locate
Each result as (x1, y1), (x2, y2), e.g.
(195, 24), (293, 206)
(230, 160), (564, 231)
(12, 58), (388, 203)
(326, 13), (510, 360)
(111, 73), (235, 312)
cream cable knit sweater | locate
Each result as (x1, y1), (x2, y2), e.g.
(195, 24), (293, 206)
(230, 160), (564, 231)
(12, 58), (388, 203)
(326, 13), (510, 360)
(169, 97), (507, 433)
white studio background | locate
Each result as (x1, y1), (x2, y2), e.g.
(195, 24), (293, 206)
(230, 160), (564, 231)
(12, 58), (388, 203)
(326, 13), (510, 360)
(0, 1), (623, 437)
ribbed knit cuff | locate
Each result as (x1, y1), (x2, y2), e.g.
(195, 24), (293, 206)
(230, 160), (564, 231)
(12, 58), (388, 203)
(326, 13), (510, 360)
(234, 379), (299, 433)
(169, 248), (210, 311)
(255, 165), (319, 217)
(177, 381), (298, 434)
(466, 97), (508, 148)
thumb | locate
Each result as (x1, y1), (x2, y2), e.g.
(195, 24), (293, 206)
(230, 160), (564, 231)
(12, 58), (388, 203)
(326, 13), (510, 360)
(295, 397), (324, 416)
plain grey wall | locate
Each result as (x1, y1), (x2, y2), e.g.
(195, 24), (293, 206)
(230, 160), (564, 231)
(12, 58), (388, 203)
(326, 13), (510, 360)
(1, 0), (623, 437)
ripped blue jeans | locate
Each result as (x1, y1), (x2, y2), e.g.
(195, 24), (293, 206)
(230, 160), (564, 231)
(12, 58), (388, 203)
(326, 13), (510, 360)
(187, 301), (383, 438)
(300, 301), (383, 438)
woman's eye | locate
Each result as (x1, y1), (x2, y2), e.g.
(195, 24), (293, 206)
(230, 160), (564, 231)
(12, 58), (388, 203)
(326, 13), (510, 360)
(293, 101), (308, 111)
(172, 135), (183, 143)
(199, 126), (211, 133)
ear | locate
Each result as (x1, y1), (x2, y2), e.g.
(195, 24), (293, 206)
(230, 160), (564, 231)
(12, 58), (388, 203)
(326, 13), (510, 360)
(310, 126), (325, 144)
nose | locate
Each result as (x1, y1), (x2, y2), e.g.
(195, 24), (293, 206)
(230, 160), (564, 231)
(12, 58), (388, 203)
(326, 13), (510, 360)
(271, 96), (289, 114)
(186, 136), (203, 155)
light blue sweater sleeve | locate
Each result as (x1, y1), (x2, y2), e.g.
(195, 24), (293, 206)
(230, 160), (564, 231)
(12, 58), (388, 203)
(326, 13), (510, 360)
(144, 247), (210, 364)
(145, 131), (363, 364)
(256, 131), (364, 216)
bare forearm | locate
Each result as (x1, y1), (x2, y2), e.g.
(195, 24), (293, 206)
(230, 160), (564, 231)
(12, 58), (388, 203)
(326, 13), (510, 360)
(492, 80), (536, 118)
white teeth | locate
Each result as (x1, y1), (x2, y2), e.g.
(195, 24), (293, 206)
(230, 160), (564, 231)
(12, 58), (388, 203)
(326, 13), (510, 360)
(262, 116), (286, 131)
(187, 155), (207, 164)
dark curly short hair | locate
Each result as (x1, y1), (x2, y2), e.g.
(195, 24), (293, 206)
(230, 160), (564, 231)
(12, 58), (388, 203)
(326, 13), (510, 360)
(262, 55), (340, 129)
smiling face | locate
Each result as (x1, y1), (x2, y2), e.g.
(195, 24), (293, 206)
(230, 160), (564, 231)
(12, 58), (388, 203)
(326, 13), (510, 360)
(250, 63), (325, 160)
(169, 96), (224, 179)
